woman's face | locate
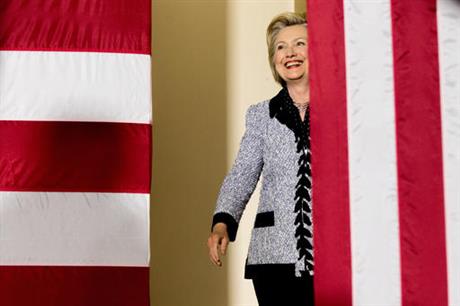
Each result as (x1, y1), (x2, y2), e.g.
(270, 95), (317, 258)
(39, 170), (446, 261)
(274, 24), (308, 86)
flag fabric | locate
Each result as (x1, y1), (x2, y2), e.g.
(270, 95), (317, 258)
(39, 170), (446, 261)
(0, 1), (151, 305)
(309, 0), (460, 305)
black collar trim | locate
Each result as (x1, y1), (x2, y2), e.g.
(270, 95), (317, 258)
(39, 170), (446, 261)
(269, 87), (310, 153)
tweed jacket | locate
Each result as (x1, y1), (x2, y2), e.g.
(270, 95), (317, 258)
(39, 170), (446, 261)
(212, 88), (313, 279)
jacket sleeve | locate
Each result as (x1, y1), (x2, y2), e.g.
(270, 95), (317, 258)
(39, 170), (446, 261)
(212, 104), (265, 241)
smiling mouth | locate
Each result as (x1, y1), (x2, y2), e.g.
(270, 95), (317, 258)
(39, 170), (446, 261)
(285, 60), (303, 69)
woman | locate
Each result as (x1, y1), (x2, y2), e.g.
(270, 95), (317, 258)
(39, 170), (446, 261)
(207, 12), (313, 306)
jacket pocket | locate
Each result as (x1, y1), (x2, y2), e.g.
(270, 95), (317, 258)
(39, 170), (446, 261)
(254, 211), (275, 228)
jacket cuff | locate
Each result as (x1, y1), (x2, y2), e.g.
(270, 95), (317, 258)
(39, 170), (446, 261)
(211, 212), (238, 242)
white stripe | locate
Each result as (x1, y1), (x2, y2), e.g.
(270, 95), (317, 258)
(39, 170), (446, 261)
(438, 1), (460, 305)
(0, 192), (149, 266)
(343, 1), (401, 305)
(0, 51), (152, 124)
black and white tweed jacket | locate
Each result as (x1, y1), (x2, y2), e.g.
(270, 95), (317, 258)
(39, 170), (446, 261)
(212, 88), (313, 279)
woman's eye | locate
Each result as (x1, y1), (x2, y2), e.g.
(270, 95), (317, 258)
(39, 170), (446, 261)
(297, 41), (305, 46)
(276, 45), (284, 50)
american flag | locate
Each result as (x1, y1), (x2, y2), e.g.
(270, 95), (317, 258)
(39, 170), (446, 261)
(309, 0), (460, 305)
(0, 1), (151, 305)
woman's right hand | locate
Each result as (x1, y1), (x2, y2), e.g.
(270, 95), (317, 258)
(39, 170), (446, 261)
(207, 223), (229, 267)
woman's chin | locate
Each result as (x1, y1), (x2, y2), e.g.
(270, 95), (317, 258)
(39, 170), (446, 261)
(284, 76), (308, 86)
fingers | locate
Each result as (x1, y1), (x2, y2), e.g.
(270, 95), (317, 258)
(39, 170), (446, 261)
(220, 236), (229, 256)
(207, 234), (222, 267)
(207, 225), (230, 267)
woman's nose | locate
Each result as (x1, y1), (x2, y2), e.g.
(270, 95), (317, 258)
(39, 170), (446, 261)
(286, 46), (296, 57)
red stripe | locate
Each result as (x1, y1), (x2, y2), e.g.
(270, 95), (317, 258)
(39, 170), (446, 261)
(0, 121), (151, 193)
(390, 1), (448, 305)
(0, 266), (149, 306)
(0, 0), (151, 54)
(308, 1), (352, 305)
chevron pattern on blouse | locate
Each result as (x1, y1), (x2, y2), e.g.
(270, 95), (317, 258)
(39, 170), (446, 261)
(269, 88), (314, 276)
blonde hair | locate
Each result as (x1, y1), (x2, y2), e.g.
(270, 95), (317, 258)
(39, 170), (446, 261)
(266, 12), (307, 86)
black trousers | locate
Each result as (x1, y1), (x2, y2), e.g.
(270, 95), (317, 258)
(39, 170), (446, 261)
(252, 275), (314, 306)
